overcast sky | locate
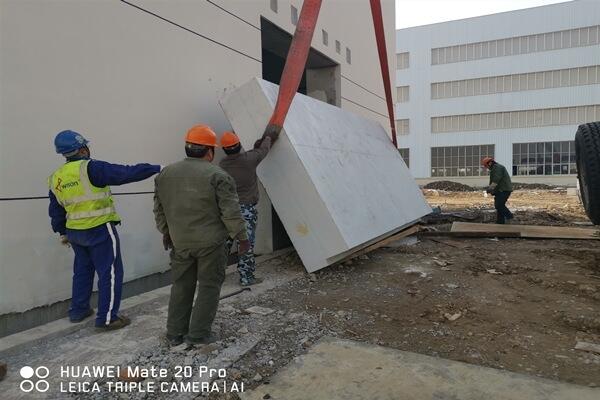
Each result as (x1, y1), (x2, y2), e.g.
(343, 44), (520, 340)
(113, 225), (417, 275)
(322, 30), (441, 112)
(396, 0), (573, 29)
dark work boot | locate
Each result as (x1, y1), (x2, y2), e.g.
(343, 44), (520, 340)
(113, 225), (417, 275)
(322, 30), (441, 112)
(96, 315), (131, 331)
(166, 334), (184, 346)
(69, 308), (94, 323)
(184, 332), (218, 346)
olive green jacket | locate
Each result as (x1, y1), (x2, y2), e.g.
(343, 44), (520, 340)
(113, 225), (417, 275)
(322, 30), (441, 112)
(489, 162), (513, 192)
(153, 158), (248, 249)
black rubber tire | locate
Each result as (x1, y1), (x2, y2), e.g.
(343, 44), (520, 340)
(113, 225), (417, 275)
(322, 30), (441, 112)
(575, 121), (600, 225)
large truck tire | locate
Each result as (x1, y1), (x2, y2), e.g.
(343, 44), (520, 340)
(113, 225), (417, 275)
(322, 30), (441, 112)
(575, 121), (600, 225)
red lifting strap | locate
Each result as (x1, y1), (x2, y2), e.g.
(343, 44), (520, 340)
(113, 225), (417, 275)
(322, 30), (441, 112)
(268, 0), (323, 129)
(369, 0), (398, 146)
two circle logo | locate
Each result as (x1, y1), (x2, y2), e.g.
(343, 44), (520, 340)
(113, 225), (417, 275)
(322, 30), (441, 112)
(20, 366), (50, 393)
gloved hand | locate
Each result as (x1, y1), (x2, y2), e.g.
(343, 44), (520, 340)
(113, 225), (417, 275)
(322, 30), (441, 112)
(238, 239), (251, 254)
(262, 124), (282, 143)
(253, 138), (264, 149)
(162, 233), (173, 250)
(59, 235), (70, 248)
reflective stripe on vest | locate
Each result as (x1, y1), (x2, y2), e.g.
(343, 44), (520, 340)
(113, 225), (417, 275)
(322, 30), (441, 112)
(49, 160), (120, 229)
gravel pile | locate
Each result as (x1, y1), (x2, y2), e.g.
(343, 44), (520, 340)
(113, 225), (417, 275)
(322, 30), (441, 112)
(423, 181), (476, 192)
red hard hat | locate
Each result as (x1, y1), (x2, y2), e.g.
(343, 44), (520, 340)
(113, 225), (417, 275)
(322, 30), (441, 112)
(186, 125), (217, 147)
(220, 131), (240, 148)
(481, 157), (494, 167)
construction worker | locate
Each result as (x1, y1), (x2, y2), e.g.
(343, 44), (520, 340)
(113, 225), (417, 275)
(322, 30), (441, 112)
(48, 130), (160, 330)
(482, 157), (514, 224)
(153, 125), (250, 346)
(219, 130), (278, 286)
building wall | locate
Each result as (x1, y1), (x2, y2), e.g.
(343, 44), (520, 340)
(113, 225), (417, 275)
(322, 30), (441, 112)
(0, 0), (395, 315)
(395, 0), (600, 184)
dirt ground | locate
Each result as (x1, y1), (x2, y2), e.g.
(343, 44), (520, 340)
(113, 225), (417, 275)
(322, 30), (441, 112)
(210, 189), (600, 398)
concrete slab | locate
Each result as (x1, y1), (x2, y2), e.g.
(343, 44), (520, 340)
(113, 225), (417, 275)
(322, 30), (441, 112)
(242, 337), (599, 400)
(220, 78), (431, 272)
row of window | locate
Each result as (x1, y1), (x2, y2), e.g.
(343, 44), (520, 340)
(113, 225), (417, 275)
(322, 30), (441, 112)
(397, 86), (409, 103)
(426, 141), (576, 177)
(431, 25), (600, 65)
(397, 52), (409, 69)
(396, 119), (410, 135)
(270, 1), (352, 64)
(432, 104), (600, 134)
(430, 145), (494, 177)
(513, 141), (576, 176)
(431, 65), (600, 99)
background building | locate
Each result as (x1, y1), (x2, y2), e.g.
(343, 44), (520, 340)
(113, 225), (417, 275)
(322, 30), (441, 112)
(395, 0), (600, 186)
(0, 0), (395, 336)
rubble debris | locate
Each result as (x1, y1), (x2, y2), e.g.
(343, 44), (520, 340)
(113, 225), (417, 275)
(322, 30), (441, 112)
(575, 341), (600, 355)
(423, 181), (477, 192)
(511, 182), (556, 190)
(238, 326), (249, 334)
(245, 306), (276, 316)
(444, 312), (462, 322)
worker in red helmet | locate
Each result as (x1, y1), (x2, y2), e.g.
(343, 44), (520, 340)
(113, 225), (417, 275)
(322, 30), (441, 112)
(481, 157), (514, 224)
(219, 129), (278, 286)
(153, 125), (250, 346)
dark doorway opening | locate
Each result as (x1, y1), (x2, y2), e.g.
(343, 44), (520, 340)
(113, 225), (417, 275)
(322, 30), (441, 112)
(260, 18), (340, 250)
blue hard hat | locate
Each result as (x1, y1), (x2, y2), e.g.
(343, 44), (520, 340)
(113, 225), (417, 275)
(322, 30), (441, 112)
(54, 130), (89, 155)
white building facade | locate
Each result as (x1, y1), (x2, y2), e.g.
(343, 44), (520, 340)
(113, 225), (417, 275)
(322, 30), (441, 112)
(395, 0), (600, 186)
(0, 0), (395, 334)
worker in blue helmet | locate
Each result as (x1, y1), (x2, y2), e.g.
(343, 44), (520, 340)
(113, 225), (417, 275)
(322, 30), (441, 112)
(48, 130), (161, 330)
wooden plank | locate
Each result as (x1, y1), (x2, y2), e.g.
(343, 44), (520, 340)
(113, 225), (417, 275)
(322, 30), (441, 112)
(451, 222), (600, 240)
(418, 231), (521, 238)
(345, 224), (422, 260)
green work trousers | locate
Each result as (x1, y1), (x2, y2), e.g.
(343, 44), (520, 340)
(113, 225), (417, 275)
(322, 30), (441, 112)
(166, 243), (226, 340)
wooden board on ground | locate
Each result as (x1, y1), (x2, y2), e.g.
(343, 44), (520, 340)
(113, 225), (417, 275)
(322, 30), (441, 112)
(419, 231), (521, 238)
(451, 222), (600, 240)
(344, 225), (421, 261)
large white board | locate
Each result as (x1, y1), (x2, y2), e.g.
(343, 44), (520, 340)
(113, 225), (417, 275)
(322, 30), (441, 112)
(221, 78), (431, 272)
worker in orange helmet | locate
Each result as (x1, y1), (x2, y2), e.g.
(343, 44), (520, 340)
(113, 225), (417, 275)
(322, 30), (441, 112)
(153, 125), (250, 346)
(481, 157), (514, 224)
(219, 129), (278, 286)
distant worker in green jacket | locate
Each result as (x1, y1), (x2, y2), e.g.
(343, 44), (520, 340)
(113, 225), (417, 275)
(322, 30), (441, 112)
(482, 157), (514, 224)
(153, 125), (250, 346)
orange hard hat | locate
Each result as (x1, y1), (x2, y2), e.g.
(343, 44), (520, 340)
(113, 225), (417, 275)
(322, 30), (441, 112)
(481, 157), (494, 167)
(220, 131), (240, 148)
(186, 125), (217, 147)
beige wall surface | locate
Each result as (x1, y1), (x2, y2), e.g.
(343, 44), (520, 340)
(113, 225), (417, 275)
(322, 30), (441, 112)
(0, 0), (395, 314)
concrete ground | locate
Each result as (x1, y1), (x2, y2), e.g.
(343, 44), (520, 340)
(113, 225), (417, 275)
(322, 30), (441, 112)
(1, 202), (599, 400)
(242, 337), (599, 400)
(0, 250), (299, 400)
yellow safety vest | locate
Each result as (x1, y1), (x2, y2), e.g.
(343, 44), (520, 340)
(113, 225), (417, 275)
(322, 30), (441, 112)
(49, 160), (121, 230)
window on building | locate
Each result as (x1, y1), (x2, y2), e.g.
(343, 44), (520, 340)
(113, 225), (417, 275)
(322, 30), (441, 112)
(431, 145), (494, 177)
(322, 29), (328, 46)
(397, 52), (409, 69)
(396, 119), (409, 135)
(270, 0), (278, 13)
(291, 5), (298, 25)
(335, 40), (341, 54)
(512, 141), (576, 176)
(431, 104), (600, 133)
(397, 86), (409, 103)
(431, 24), (600, 65)
(431, 65), (600, 99)
(399, 148), (410, 168)
(346, 47), (351, 64)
